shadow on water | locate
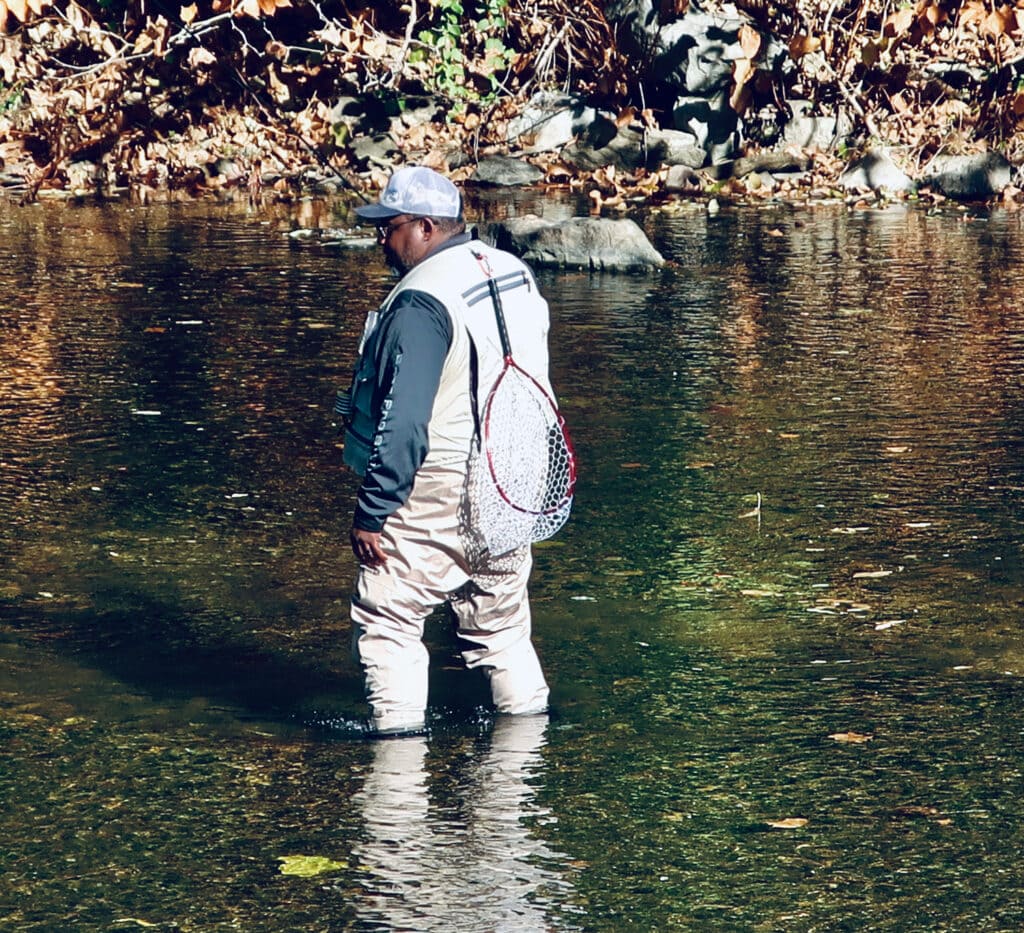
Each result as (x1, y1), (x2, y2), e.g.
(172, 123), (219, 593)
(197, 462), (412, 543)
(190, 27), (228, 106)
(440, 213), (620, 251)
(3, 193), (1024, 930)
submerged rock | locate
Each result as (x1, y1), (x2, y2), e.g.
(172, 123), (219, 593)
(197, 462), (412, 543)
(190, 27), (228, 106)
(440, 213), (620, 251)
(477, 216), (665, 272)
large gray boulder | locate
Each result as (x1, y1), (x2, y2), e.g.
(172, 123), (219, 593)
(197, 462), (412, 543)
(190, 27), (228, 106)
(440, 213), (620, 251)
(926, 152), (1013, 200)
(839, 149), (915, 193)
(469, 156), (545, 187)
(783, 99), (854, 150)
(506, 91), (605, 153)
(561, 124), (650, 171)
(478, 216), (665, 272)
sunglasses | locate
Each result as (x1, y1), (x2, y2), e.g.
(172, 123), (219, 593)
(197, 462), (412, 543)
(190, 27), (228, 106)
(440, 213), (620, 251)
(376, 217), (422, 239)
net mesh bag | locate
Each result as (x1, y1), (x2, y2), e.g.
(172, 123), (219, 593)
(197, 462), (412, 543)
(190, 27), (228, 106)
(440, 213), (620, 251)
(466, 366), (575, 558)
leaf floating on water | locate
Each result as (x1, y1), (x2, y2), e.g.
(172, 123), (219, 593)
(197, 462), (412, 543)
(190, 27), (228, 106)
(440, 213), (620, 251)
(829, 731), (873, 744)
(620, 462), (645, 469)
(767, 818), (808, 829)
(905, 522), (932, 529)
(278, 854), (348, 877)
(853, 569), (893, 579)
(885, 445), (910, 453)
(113, 921), (159, 928)
(831, 526), (870, 534)
(892, 805), (941, 820)
(875, 619), (906, 631)
(741, 589), (780, 597)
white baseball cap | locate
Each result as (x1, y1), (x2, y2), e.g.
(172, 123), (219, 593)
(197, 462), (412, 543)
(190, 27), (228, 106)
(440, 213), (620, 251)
(355, 166), (462, 221)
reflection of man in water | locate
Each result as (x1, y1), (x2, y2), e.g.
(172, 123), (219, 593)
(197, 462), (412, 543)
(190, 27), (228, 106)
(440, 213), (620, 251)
(352, 715), (574, 929)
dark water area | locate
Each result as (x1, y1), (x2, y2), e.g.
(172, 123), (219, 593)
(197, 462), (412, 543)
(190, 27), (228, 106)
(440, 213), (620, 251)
(2, 193), (1024, 931)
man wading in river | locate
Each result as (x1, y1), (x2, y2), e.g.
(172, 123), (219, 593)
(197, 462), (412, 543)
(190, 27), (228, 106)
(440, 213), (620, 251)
(338, 165), (556, 736)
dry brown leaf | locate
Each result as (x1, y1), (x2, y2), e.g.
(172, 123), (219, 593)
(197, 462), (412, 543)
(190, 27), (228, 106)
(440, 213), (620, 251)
(733, 57), (754, 89)
(728, 60), (754, 113)
(921, 2), (947, 28)
(767, 818), (808, 829)
(180, 2), (197, 23)
(788, 34), (821, 60)
(188, 46), (216, 68)
(982, 6), (1015, 36)
(884, 6), (916, 37)
(4, 0), (29, 21)
(738, 24), (761, 60)
(958, 0), (988, 31)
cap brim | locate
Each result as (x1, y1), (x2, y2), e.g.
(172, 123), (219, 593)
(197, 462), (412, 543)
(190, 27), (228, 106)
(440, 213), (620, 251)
(354, 203), (403, 221)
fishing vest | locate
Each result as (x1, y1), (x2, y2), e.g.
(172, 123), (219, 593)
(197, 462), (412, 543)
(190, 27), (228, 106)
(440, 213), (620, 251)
(343, 239), (551, 477)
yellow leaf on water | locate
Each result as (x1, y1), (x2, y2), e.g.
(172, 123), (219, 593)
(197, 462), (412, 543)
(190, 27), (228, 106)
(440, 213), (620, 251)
(829, 731), (873, 744)
(767, 818), (808, 829)
(278, 854), (348, 877)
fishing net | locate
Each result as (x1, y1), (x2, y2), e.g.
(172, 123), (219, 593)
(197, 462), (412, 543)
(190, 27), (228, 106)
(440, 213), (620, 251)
(468, 361), (576, 557)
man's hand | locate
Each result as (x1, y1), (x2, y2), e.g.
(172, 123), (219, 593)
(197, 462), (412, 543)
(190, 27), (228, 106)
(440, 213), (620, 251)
(350, 527), (388, 567)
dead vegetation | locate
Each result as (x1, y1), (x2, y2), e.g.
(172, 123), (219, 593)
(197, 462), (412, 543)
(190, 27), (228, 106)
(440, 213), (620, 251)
(0, 0), (1022, 204)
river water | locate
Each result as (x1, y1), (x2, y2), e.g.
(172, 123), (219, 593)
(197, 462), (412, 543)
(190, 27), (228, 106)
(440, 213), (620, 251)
(2, 192), (1023, 931)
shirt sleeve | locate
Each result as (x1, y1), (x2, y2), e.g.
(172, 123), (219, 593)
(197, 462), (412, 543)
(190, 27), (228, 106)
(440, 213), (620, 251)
(353, 289), (453, 532)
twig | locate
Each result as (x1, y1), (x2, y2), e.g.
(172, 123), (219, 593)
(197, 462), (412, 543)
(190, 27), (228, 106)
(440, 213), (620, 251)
(390, 0), (417, 88)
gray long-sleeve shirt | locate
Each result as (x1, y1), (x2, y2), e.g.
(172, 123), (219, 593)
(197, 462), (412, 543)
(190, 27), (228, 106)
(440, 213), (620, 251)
(352, 286), (454, 532)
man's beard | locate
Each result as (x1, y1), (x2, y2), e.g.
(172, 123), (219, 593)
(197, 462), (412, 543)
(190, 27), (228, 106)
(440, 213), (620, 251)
(383, 243), (409, 276)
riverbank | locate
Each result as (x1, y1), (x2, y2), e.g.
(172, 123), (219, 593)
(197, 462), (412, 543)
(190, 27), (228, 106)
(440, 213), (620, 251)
(2, 0), (1023, 212)
(3, 119), (1023, 213)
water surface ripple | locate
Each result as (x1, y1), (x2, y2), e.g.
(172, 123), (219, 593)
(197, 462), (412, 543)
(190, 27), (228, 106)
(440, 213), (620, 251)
(1, 196), (1023, 931)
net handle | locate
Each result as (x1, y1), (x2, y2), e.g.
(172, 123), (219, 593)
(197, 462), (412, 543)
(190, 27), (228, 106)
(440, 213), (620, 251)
(488, 278), (513, 359)
(472, 249), (513, 360)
